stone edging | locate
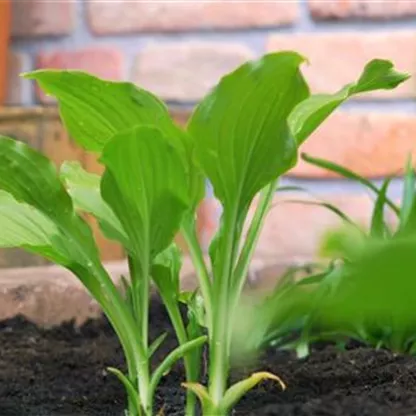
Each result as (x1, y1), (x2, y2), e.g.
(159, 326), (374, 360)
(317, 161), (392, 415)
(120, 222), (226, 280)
(0, 257), (305, 327)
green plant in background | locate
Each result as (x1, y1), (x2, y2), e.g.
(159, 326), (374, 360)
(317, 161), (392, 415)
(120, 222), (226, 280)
(297, 153), (416, 353)
(247, 154), (416, 359)
(0, 54), (407, 415)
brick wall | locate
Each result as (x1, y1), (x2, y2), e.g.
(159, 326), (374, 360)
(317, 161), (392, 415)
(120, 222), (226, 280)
(4, 0), (416, 267)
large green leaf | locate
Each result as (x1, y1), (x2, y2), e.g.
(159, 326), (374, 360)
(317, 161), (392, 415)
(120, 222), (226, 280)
(152, 244), (182, 300)
(24, 70), (175, 152)
(24, 70), (205, 210)
(0, 190), (68, 263)
(289, 59), (410, 145)
(188, 52), (309, 212)
(60, 161), (129, 247)
(0, 136), (104, 291)
(100, 125), (189, 267)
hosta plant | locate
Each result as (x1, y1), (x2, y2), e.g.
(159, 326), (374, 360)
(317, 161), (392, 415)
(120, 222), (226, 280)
(0, 54), (408, 415)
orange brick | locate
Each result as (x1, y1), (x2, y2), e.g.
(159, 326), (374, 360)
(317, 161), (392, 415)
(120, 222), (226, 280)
(267, 32), (416, 99)
(41, 118), (86, 168)
(248, 193), (374, 261)
(87, 215), (125, 262)
(291, 112), (416, 179)
(309, 0), (416, 20)
(87, 1), (298, 34)
(12, 0), (74, 37)
(133, 41), (253, 101)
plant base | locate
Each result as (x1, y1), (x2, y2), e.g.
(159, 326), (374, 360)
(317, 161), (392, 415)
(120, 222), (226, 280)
(1, 297), (415, 415)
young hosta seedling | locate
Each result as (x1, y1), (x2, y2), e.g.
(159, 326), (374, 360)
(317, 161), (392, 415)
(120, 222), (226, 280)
(0, 54), (407, 416)
(0, 128), (207, 416)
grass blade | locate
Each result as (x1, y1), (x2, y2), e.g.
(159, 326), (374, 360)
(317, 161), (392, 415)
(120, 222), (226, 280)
(301, 153), (400, 216)
(370, 178), (391, 238)
(150, 335), (207, 397)
(107, 367), (141, 415)
(400, 154), (415, 228)
(148, 332), (168, 359)
(281, 199), (358, 228)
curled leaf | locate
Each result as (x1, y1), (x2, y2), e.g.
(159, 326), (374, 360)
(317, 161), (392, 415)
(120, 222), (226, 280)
(219, 371), (286, 413)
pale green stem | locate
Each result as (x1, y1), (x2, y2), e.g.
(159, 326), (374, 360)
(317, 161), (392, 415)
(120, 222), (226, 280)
(231, 180), (278, 316)
(128, 256), (151, 415)
(208, 207), (239, 405)
(155, 300), (198, 416)
(91, 264), (145, 416)
(181, 220), (213, 333)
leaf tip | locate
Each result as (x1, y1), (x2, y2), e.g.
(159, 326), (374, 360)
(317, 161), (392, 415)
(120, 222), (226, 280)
(252, 371), (287, 391)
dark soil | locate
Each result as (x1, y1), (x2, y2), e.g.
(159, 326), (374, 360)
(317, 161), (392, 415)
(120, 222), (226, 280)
(1, 298), (416, 416)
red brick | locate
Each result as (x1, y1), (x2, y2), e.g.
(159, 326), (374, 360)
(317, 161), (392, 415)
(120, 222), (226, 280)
(87, 1), (297, 35)
(290, 112), (416, 179)
(309, 0), (416, 20)
(35, 48), (124, 103)
(133, 41), (253, 101)
(248, 193), (374, 261)
(5, 52), (24, 105)
(12, 0), (74, 37)
(267, 32), (416, 99)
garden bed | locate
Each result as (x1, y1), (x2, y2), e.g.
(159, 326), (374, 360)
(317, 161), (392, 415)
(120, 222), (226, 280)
(1, 293), (416, 416)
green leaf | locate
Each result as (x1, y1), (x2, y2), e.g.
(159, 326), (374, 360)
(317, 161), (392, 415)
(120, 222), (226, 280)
(150, 335), (208, 398)
(219, 372), (286, 414)
(179, 290), (206, 329)
(0, 137), (151, 378)
(0, 137), (100, 268)
(0, 190), (68, 264)
(0, 136), (115, 303)
(319, 225), (367, 261)
(100, 125), (189, 267)
(24, 70), (178, 152)
(120, 275), (134, 315)
(282, 199), (358, 227)
(276, 185), (307, 193)
(353, 59), (410, 94)
(313, 237), (416, 352)
(289, 59), (410, 144)
(398, 155), (416, 233)
(370, 178), (391, 238)
(301, 153), (400, 216)
(60, 161), (129, 247)
(188, 52), (309, 213)
(152, 244), (182, 301)
(25, 70), (205, 211)
(181, 382), (214, 414)
(148, 332), (168, 359)
(107, 367), (141, 415)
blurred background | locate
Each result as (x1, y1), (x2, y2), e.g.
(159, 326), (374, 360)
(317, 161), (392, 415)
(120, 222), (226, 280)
(0, 0), (415, 270)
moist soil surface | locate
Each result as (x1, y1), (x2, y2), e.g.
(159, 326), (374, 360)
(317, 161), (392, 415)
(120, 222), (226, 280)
(1, 298), (416, 416)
